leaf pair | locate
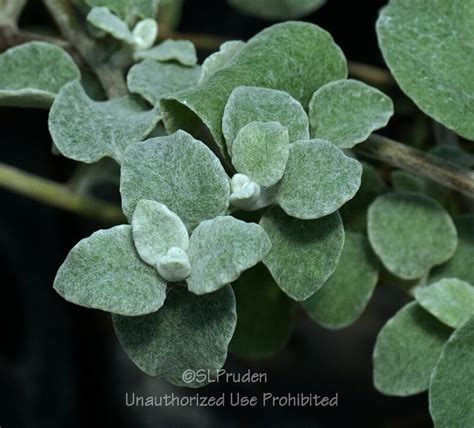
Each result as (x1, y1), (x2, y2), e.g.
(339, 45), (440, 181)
(132, 200), (271, 295)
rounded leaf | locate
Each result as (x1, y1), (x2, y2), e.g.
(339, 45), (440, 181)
(260, 206), (345, 301)
(231, 121), (290, 187)
(227, 0), (326, 20)
(276, 139), (362, 220)
(113, 284), (237, 387)
(120, 130), (230, 230)
(308, 79), (394, 148)
(368, 192), (458, 280)
(135, 40), (198, 67)
(186, 216), (271, 295)
(85, 0), (159, 21)
(377, 0), (474, 140)
(302, 232), (379, 329)
(131, 200), (189, 267)
(53, 225), (167, 316)
(373, 302), (452, 396)
(199, 40), (245, 84)
(132, 18), (158, 50)
(87, 7), (134, 43)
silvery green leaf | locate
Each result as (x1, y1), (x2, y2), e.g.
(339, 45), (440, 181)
(87, 6), (134, 43)
(373, 302), (452, 396)
(377, 0), (474, 140)
(120, 130), (230, 230)
(429, 315), (474, 427)
(85, 0), (159, 21)
(127, 59), (201, 106)
(49, 80), (161, 163)
(186, 216), (271, 295)
(161, 22), (347, 159)
(230, 263), (294, 359)
(231, 121), (290, 187)
(340, 162), (387, 233)
(135, 39), (198, 67)
(113, 284), (236, 387)
(308, 79), (394, 148)
(132, 18), (158, 50)
(227, 0), (326, 20)
(302, 232), (379, 329)
(260, 207), (344, 301)
(199, 40), (245, 84)
(53, 225), (167, 316)
(131, 200), (189, 267)
(223, 86), (309, 153)
(415, 279), (474, 329)
(368, 192), (458, 280)
(430, 215), (474, 285)
(0, 42), (80, 108)
(276, 139), (362, 220)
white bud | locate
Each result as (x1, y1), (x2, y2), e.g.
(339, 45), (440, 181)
(132, 19), (158, 50)
(156, 247), (191, 282)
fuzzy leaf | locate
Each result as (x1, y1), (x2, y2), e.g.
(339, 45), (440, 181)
(186, 216), (271, 295)
(120, 130), (230, 230)
(368, 192), (457, 280)
(430, 216), (474, 285)
(0, 42), (80, 108)
(85, 0), (159, 21)
(131, 200), (189, 267)
(113, 284), (236, 387)
(53, 225), (166, 316)
(222, 86), (309, 152)
(415, 279), (474, 329)
(199, 40), (245, 84)
(87, 7), (133, 43)
(49, 81), (160, 163)
(127, 59), (201, 106)
(276, 139), (362, 220)
(308, 79), (394, 148)
(135, 40), (198, 66)
(161, 22), (347, 158)
(260, 206), (344, 301)
(429, 315), (474, 427)
(227, 0), (326, 20)
(376, 0), (474, 140)
(230, 263), (294, 359)
(373, 302), (452, 396)
(231, 121), (289, 187)
(302, 232), (379, 329)
(132, 18), (158, 50)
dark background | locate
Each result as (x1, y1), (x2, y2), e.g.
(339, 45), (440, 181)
(0, 1), (431, 427)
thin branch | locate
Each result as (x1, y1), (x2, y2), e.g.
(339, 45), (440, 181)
(348, 61), (394, 87)
(0, 163), (125, 223)
(355, 134), (474, 199)
(0, 0), (27, 25)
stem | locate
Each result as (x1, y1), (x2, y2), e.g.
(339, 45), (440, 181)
(348, 61), (394, 87)
(42, 0), (127, 98)
(0, 0), (27, 25)
(356, 134), (474, 199)
(0, 163), (125, 223)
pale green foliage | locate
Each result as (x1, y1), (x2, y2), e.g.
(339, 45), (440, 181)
(429, 316), (474, 427)
(161, 22), (347, 158)
(308, 79), (394, 148)
(222, 86), (309, 153)
(199, 40), (245, 83)
(230, 263), (294, 359)
(231, 121), (290, 187)
(156, 247), (191, 282)
(276, 140), (362, 219)
(49, 80), (160, 163)
(373, 302), (452, 396)
(87, 7), (134, 43)
(113, 285), (237, 387)
(368, 192), (458, 280)
(302, 232), (379, 329)
(260, 207), (344, 301)
(120, 130), (230, 230)
(85, 0), (159, 21)
(0, 42), (80, 108)
(132, 18), (158, 50)
(228, 0), (326, 20)
(430, 216), (474, 285)
(53, 225), (167, 315)
(127, 59), (201, 106)
(415, 279), (474, 329)
(135, 40), (198, 66)
(377, 0), (474, 140)
(131, 200), (189, 267)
